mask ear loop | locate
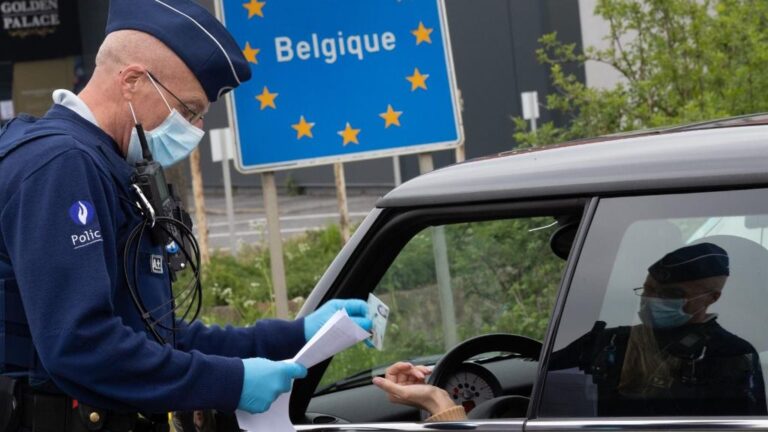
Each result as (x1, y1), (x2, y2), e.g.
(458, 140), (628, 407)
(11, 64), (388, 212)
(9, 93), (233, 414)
(146, 73), (173, 113)
(128, 102), (139, 125)
(683, 292), (715, 317)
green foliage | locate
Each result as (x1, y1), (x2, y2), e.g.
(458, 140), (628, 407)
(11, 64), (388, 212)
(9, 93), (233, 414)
(446, 218), (563, 340)
(176, 225), (344, 325)
(285, 225), (344, 299)
(515, 0), (768, 147)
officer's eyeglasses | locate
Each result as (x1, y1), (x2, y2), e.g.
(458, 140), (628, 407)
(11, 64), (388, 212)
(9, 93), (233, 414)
(146, 70), (206, 123)
(633, 286), (687, 299)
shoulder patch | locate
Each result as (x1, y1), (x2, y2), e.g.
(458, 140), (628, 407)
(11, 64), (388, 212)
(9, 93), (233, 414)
(69, 200), (96, 226)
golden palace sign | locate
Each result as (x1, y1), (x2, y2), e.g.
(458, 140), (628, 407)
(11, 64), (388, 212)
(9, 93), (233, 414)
(0, 0), (80, 61)
(2, 0), (60, 35)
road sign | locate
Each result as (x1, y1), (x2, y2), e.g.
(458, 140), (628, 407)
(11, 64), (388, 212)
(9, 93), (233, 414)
(209, 128), (235, 162)
(521, 91), (539, 132)
(221, 0), (463, 173)
(521, 91), (540, 120)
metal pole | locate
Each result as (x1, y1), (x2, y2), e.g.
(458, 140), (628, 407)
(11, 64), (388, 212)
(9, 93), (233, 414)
(392, 156), (402, 187)
(432, 226), (457, 350)
(454, 143), (466, 163)
(334, 162), (351, 244)
(417, 153), (434, 177)
(212, 3), (238, 255)
(417, 153), (459, 350)
(221, 144), (237, 254)
(531, 117), (538, 133)
(261, 172), (289, 319)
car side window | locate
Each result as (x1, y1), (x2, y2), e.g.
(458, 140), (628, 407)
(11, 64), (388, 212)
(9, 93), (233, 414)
(539, 189), (768, 418)
(319, 216), (566, 414)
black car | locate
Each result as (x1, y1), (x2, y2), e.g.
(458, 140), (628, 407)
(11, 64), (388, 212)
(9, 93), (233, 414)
(290, 116), (768, 431)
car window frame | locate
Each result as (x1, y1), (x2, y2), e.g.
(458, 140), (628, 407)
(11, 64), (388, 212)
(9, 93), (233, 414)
(528, 197), (599, 420)
(530, 187), (768, 428)
(289, 197), (590, 425)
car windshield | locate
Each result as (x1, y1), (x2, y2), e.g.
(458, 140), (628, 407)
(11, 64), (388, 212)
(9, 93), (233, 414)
(317, 216), (568, 392)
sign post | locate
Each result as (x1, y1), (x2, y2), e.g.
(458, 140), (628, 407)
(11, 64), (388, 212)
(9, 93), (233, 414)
(334, 163), (351, 243)
(418, 154), (458, 350)
(262, 172), (290, 319)
(392, 156), (402, 187)
(210, 128), (238, 254)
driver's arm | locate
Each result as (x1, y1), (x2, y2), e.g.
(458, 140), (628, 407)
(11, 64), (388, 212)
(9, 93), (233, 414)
(372, 362), (468, 421)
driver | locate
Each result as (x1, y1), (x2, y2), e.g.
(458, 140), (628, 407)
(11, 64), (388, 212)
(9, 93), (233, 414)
(549, 242), (767, 416)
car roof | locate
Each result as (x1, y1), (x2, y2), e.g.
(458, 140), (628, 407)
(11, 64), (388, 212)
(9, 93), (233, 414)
(378, 123), (768, 208)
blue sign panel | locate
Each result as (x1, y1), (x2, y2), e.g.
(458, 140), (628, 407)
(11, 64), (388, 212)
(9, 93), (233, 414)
(221, 0), (462, 173)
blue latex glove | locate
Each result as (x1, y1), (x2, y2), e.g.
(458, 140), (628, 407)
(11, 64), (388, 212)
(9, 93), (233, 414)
(304, 299), (372, 341)
(238, 358), (307, 414)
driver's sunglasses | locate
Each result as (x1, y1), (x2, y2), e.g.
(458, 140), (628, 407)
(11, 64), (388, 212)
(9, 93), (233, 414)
(633, 286), (687, 299)
(146, 71), (205, 123)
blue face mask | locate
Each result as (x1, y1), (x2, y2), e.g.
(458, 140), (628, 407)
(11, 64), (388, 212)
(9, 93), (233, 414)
(638, 293), (710, 329)
(638, 297), (691, 329)
(126, 74), (205, 167)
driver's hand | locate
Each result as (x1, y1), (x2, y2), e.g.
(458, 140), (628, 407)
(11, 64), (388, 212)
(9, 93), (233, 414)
(372, 362), (456, 415)
(387, 361), (432, 385)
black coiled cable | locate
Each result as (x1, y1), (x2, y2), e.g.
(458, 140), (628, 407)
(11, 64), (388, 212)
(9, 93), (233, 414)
(122, 215), (203, 345)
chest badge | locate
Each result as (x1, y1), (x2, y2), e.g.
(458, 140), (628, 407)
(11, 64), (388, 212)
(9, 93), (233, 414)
(150, 255), (164, 274)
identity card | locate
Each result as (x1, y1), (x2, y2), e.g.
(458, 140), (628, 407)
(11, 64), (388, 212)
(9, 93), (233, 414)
(367, 293), (390, 351)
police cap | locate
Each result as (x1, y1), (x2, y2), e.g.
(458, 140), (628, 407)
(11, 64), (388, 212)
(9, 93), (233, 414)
(648, 242), (730, 284)
(106, 0), (251, 102)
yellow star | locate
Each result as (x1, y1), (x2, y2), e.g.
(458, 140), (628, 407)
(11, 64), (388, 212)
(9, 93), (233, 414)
(243, 0), (266, 18)
(379, 104), (403, 128)
(291, 116), (315, 139)
(412, 22), (433, 45)
(242, 42), (260, 64)
(338, 122), (361, 146)
(255, 87), (278, 110)
(406, 68), (429, 91)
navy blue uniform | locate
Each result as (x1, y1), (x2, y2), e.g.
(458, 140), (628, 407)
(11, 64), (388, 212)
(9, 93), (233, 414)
(550, 319), (767, 416)
(0, 105), (305, 413)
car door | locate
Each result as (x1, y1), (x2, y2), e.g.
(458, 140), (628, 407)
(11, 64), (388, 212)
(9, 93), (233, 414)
(529, 188), (768, 432)
(292, 198), (589, 431)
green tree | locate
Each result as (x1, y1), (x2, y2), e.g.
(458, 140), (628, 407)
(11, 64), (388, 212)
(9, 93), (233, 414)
(515, 0), (768, 147)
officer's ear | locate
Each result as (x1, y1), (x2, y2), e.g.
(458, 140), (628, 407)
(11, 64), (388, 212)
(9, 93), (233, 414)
(119, 64), (148, 101)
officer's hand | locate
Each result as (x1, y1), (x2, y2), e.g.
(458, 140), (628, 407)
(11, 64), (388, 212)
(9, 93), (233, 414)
(238, 358), (307, 414)
(304, 299), (372, 341)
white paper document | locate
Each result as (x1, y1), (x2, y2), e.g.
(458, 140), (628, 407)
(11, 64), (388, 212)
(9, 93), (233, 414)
(236, 310), (370, 431)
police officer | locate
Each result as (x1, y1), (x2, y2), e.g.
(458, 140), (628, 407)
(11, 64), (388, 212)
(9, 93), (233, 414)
(0, 0), (371, 430)
(550, 243), (767, 416)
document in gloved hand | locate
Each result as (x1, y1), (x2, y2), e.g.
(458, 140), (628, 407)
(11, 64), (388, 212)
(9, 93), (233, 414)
(236, 309), (371, 431)
(367, 293), (390, 350)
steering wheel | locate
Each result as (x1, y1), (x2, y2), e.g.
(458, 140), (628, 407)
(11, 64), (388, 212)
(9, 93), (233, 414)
(427, 333), (542, 419)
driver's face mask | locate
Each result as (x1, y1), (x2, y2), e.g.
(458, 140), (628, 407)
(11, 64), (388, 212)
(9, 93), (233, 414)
(126, 73), (205, 167)
(638, 292), (711, 329)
